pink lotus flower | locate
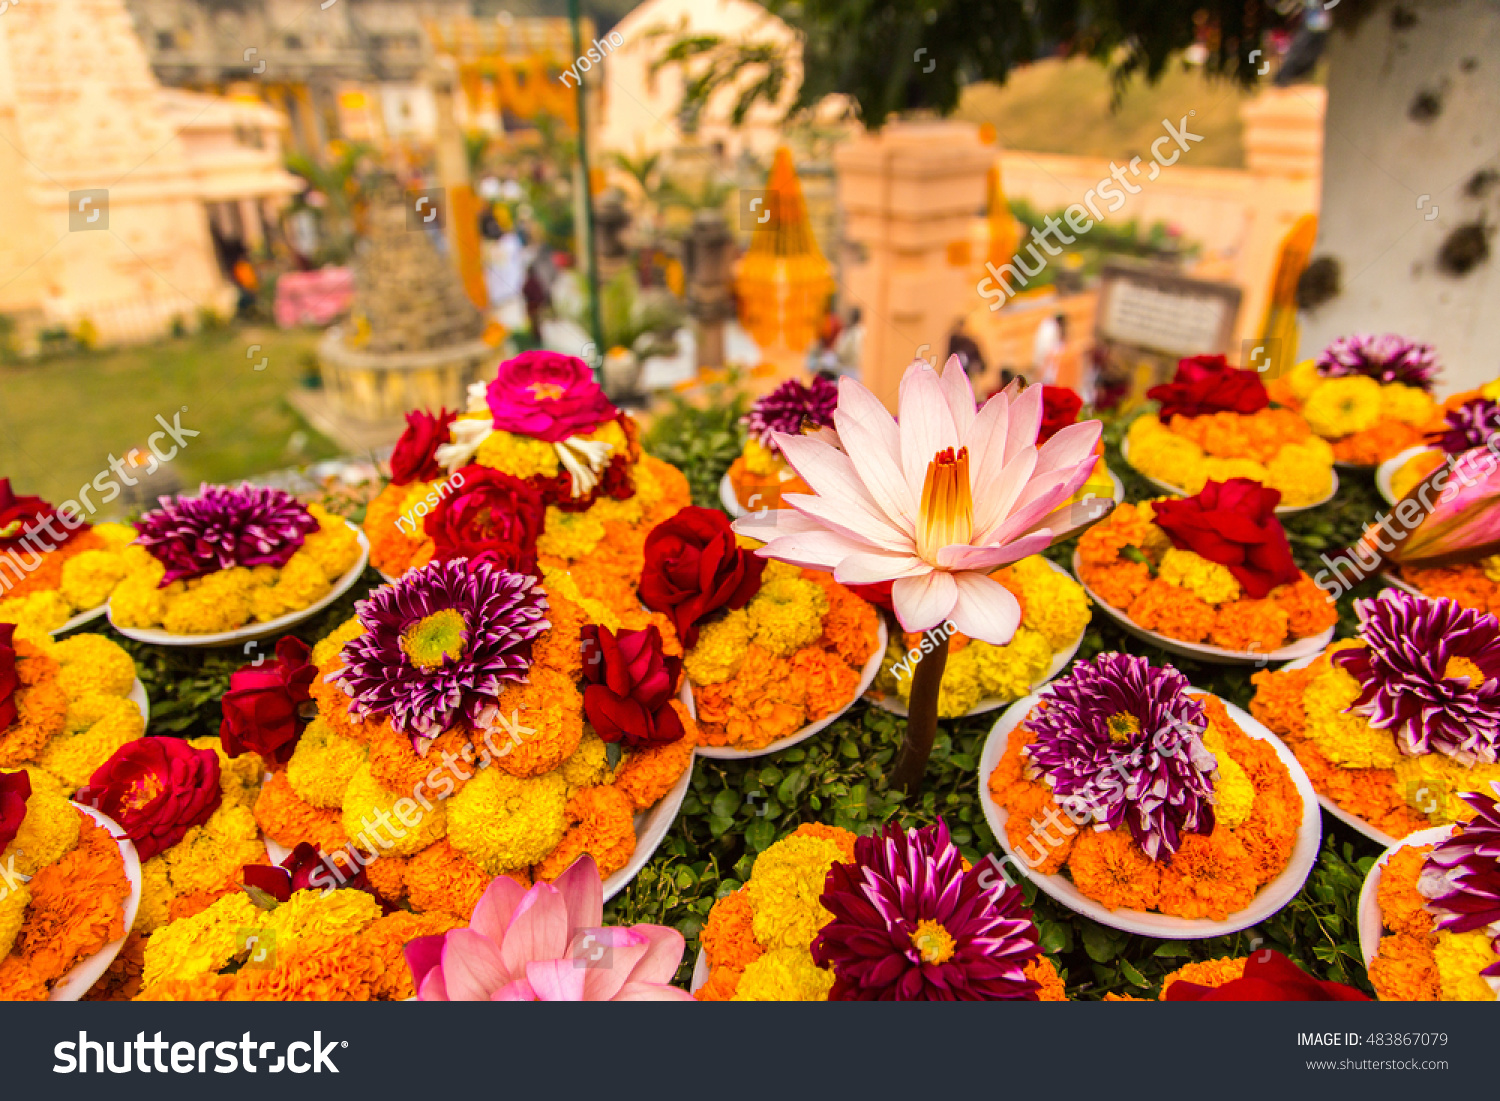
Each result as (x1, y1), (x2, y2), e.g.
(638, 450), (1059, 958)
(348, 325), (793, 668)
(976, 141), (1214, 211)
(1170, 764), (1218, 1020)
(734, 357), (1102, 644)
(404, 855), (694, 1001)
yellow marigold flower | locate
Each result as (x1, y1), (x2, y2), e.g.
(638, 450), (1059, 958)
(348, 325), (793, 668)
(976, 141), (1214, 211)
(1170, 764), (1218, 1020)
(743, 437), (781, 477)
(1392, 755), (1500, 825)
(684, 608), (752, 686)
(159, 803), (264, 896)
(1483, 379), (1500, 401)
(136, 857), (174, 934)
(303, 504), (362, 577)
(1200, 456), (1271, 490)
(1303, 375), (1383, 438)
(65, 692), (136, 734)
(1009, 558), (1090, 650)
(1485, 556), (1500, 585)
(2, 784), (79, 876)
(476, 429), (560, 478)
(587, 490), (645, 528)
(341, 762), (446, 858)
(747, 571), (827, 657)
(188, 735), (264, 809)
(312, 616), (365, 668)
(1159, 548), (1243, 605)
(1301, 659), (1400, 769)
(141, 892), (261, 988)
(265, 887), (382, 944)
(107, 573), (173, 628)
(0, 589), (71, 635)
(748, 833), (846, 950)
(90, 522), (136, 550)
(1203, 726), (1255, 828)
(894, 641), (985, 717)
(446, 766), (568, 875)
(287, 718), (367, 809)
(1265, 441), (1335, 505)
(1128, 424), (1205, 490)
(0, 880), (32, 957)
(1287, 359), (1322, 401)
(1380, 383), (1436, 426)
(970, 627), (1052, 703)
(162, 568), (254, 634)
(732, 947), (835, 1001)
(58, 549), (127, 611)
(37, 701), (146, 789)
(536, 506), (606, 561)
(1433, 929), (1499, 1001)
(560, 731), (609, 793)
(52, 633), (136, 699)
(16, 763), (64, 800)
(251, 552), (333, 622)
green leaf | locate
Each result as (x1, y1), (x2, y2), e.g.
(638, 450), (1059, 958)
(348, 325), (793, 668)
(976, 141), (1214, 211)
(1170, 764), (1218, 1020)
(1119, 959), (1149, 988)
(745, 818), (776, 852)
(1152, 940), (1193, 958)
(711, 789), (741, 819)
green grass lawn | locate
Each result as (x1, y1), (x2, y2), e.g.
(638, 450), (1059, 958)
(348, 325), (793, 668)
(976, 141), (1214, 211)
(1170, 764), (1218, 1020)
(0, 326), (339, 514)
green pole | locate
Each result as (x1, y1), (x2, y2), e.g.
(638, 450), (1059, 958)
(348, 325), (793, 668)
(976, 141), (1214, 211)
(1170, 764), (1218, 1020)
(569, 0), (605, 374)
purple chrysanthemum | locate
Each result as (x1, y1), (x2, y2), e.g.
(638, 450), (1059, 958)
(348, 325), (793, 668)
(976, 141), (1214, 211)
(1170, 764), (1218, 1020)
(1419, 783), (1500, 976)
(1429, 398), (1500, 455)
(1316, 333), (1440, 391)
(811, 819), (1041, 1001)
(1333, 590), (1500, 764)
(135, 483), (321, 585)
(335, 557), (550, 746)
(743, 376), (839, 451)
(1023, 652), (1216, 861)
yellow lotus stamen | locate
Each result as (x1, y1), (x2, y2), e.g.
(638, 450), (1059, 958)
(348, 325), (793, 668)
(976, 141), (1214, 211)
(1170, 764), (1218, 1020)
(1443, 656), (1486, 686)
(917, 447), (973, 561)
(910, 919), (957, 965)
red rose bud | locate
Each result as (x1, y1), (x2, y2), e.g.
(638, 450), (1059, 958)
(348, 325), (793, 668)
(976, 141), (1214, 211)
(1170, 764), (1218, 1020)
(0, 769), (31, 852)
(1038, 386), (1084, 445)
(639, 506), (765, 649)
(220, 636), (317, 766)
(579, 623), (685, 748)
(1165, 950), (1370, 1001)
(389, 408), (457, 485)
(424, 465), (546, 575)
(243, 841), (359, 905)
(1147, 354), (1270, 421)
(0, 623), (19, 732)
(1152, 478), (1301, 599)
(77, 737), (222, 862)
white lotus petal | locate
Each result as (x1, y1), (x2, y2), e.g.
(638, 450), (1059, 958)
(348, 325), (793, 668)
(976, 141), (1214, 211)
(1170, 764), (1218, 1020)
(1001, 382), (1043, 468)
(948, 572), (1023, 645)
(897, 365), (960, 501)
(938, 355), (977, 441)
(833, 551), (930, 585)
(892, 570), (959, 633)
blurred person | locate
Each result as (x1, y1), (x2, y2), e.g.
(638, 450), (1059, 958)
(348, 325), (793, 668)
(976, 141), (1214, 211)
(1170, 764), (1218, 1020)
(945, 316), (986, 380)
(834, 307), (864, 379)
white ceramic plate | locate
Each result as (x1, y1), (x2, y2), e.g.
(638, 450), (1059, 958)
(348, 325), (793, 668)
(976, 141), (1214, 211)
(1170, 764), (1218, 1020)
(719, 472), (745, 518)
(688, 620), (888, 760)
(1374, 445), (1436, 507)
(49, 804), (142, 1001)
(51, 604), (108, 637)
(1380, 568), (1429, 602)
(107, 523), (370, 647)
(691, 947), (710, 995)
(868, 558), (1086, 719)
(128, 679), (149, 725)
(1355, 825), (1454, 970)
(978, 687), (1321, 938)
(1073, 549), (1335, 666)
(1121, 437), (1338, 514)
(1278, 653), (1400, 849)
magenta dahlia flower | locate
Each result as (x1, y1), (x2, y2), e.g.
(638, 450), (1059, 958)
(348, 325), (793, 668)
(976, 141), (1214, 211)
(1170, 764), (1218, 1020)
(134, 483), (320, 585)
(743, 376), (839, 452)
(811, 819), (1042, 1001)
(335, 557), (550, 745)
(1333, 590), (1500, 764)
(1316, 333), (1439, 391)
(1419, 784), (1500, 973)
(1429, 398), (1500, 456)
(1023, 653), (1216, 860)
(485, 351), (616, 442)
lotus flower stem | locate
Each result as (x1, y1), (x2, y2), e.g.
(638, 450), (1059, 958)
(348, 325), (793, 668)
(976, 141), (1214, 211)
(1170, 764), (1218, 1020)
(891, 632), (950, 794)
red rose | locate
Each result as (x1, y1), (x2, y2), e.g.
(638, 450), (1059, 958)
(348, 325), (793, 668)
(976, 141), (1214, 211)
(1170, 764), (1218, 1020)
(424, 465), (546, 575)
(0, 623), (18, 732)
(639, 506), (766, 649)
(243, 841), (368, 903)
(579, 624), (685, 748)
(76, 737), (222, 861)
(1147, 355), (1269, 421)
(0, 478), (84, 550)
(220, 636), (317, 765)
(1038, 386), (1084, 445)
(1165, 951), (1370, 1001)
(0, 769), (30, 852)
(389, 408), (457, 485)
(1152, 478), (1301, 599)
(846, 579), (894, 614)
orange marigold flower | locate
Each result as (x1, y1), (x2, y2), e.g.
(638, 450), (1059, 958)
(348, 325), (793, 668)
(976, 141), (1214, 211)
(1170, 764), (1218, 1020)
(1377, 845), (1436, 939)
(0, 639), (66, 767)
(1270, 575), (1339, 637)
(1079, 560), (1153, 610)
(534, 785), (636, 882)
(1159, 956), (1246, 998)
(357, 910), (463, 1000)
(1209, 598), (1290, 652)
(1026, 955), (1068, 1001)
(1127, 578), (1216, 644)
(403, 841), (504, 918)
(225, 933), (373, 1002)
(807, 571), (882, 667)
(791, 822), (859, 863)
(136, 976), (236, 1001)
(1249, 666), (1314, 738)
(612, 699), (697, 810)
(0, 954), (48, 1000)
(1077, 502), (1158, 568)
(1068, 829), (1162, 912)
(254, 770), (348, 853)
(1331, 420), (1425, 466)
(2, 529), (107, 601)
(1398, 564), (1500, 619)
(311, 662), (381, 744)
(792, 646), (861, 724)
(1155, 830), (1257, 921)
(490, 665), (584, 778)
(695, 965), (743, 1001)
(367, 722), (469, 796)
(530, 590), (585, 677)
(1369, 932), (1441, 1001)
(17, 814), (130, 986)
(701, 886), (764, 972)
(84, 930), (147, 1001)
(363, 852), (409, 906)
(1002, 781), (1075, 876)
